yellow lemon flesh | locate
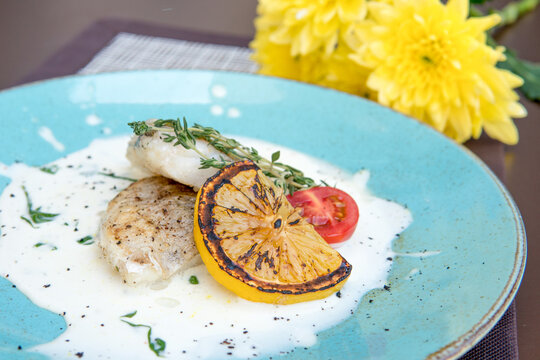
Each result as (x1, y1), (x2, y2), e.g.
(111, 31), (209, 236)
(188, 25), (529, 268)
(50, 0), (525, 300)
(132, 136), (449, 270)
(194, 160), (352, 305)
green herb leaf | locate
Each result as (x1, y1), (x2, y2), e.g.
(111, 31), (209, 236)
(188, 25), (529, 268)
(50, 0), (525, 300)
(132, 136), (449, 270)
(120, 311), (166, 357)
(39, 165), (59, 174)
(33, 242), (58, 251)
(20, 216), (36, 228)
(271, 151), (280, 163)
(498, 49), (540, 101)
(189, 275), (199, 284)
(122, 310), (137, 318)
(128, 121), (150, 135)
(98, 172), (137, 182)
(21, 186), (59, 226)
(148, 332), (166, 356)
(77, 236), (94, 245)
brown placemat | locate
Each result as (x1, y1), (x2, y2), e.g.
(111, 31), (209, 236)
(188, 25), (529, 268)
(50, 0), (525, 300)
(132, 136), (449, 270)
(16, 18), (518, 359)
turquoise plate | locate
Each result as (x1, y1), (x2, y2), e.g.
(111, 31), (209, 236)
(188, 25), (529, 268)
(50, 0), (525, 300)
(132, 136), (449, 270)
(0, 70), (526, 359)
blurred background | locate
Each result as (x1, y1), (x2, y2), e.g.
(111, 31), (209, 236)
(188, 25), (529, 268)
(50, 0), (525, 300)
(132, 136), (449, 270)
(0, 0), (538, 359)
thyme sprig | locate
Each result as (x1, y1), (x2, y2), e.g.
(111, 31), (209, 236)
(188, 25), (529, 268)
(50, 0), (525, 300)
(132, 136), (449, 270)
(20, 186), (59, 227)
(128, 118), (316, 195)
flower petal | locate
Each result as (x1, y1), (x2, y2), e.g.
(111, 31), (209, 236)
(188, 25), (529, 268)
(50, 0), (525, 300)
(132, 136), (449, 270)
(446, 0), (469, 20)
(465, 14), (501, 35)
(483, 118), (519, 145)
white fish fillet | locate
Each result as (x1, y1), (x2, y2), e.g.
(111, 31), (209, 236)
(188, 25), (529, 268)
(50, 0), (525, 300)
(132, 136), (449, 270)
(98, 176), (202, 285)
(127, 129), (229, 190)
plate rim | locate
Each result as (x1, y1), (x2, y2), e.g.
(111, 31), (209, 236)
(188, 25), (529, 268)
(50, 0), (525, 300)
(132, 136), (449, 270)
(0, 69), (528, 359)
(425, 148), (526, 359)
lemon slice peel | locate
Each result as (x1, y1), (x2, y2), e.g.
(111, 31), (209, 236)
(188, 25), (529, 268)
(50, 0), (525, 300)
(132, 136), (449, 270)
(194, 160), (352, 305)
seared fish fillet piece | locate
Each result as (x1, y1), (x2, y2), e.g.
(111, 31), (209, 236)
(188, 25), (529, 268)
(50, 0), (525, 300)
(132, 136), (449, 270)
(99, 176), (202, 285)
(127, 127), (230, 191)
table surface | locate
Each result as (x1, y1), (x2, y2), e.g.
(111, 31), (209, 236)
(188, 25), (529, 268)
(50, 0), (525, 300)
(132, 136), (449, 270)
(0, 1), (538, 359)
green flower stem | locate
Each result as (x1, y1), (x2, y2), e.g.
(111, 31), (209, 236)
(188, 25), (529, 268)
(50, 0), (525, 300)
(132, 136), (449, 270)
(471, 0), (539, 27)
(496, 0), (539, 27)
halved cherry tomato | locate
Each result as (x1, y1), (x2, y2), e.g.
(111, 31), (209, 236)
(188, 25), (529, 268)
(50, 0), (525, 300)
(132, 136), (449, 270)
(286, 187), (359, 244)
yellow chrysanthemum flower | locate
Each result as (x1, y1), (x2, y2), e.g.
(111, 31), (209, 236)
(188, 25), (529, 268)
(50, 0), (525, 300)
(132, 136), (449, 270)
(350, 0), (526, 144)
(251, 0), (371, 95)
(256, 0), (368, 57)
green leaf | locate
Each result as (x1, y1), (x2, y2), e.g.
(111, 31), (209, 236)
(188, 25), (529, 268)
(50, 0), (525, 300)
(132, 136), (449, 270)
(147, 330), (166, 356)
(20, 216), (36, 228)
(498, 50), (540, 101)
(120, 311), (166, 357)
(39, 165), (59, 174)
(121, 310), (137, 318)
(77, 236), (94, 245)
(189, 275), (199, 284)
(21, 186), (59, 226)
(33, 242), (58, 251)
(128, 121), (150, 135)
(271, 151), (280, 163)
(98, 172), (137, 182)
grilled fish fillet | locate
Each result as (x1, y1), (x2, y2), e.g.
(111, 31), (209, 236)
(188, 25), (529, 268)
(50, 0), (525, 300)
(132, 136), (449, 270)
(127, 127), (230, 191)
(98, 176), (202, 285)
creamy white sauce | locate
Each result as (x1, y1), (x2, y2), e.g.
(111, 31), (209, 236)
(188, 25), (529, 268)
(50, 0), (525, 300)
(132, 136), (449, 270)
(85, 114), (103, 126)
(227, 107), (241, 118)
(0, 136), (412, 360)
(38, 126), (65, 152)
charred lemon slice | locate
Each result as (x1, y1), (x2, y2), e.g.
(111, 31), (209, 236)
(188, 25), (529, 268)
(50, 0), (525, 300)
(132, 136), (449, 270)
(194, 160), (352, 304)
